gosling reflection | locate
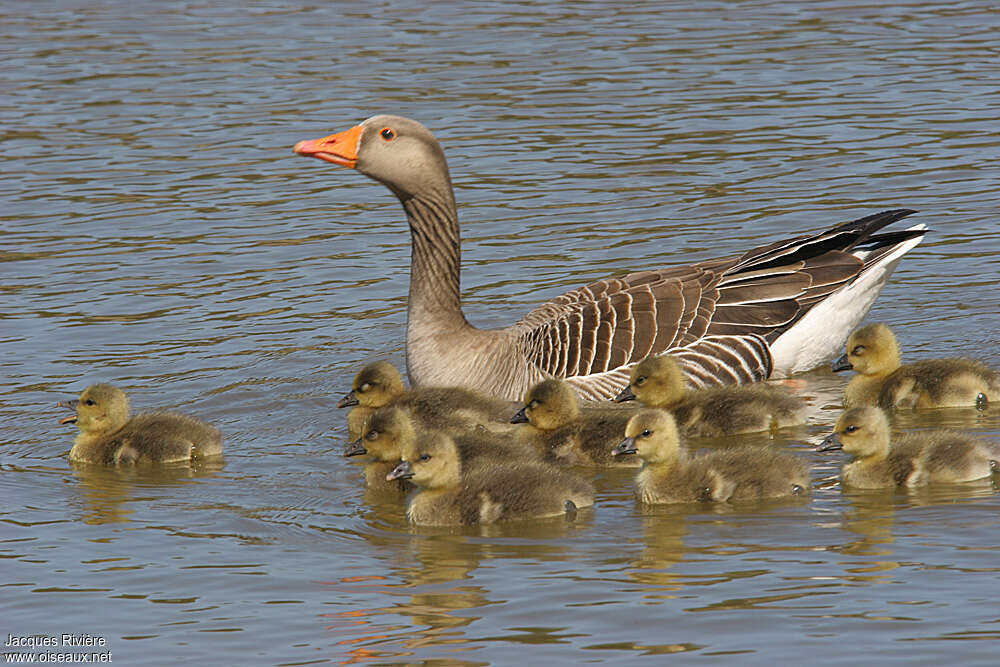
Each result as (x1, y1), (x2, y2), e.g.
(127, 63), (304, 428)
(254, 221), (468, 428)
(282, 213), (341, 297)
(69, 458), (225, 525)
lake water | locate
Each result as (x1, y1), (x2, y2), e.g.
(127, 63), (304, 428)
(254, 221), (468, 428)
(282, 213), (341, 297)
(3, 1), (999, 664)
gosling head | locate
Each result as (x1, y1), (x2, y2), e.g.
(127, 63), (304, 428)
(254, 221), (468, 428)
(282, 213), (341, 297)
(338, 361), (405, 409)
(614, 355), (687, 408)
(345, 406), (415, 461)
(818, 407), (891, 459)
(832, 324), (901, 377)
(613, 409), (682, 464)
(386, 431), (460, 489)
(59, 384), (130, 436)
(511, 379), (580, 430)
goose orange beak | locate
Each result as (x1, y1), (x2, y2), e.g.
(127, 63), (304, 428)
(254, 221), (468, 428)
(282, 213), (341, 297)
(293, 125), (364, 168)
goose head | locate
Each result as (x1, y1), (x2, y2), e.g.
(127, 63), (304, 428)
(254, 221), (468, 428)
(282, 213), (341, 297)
(615, 355), (687, 408)
(818, 407), (891, 460)
(387, 431), (461, 489)
(832, 323), (901, 377)
(511, 379), (580, 430)
(294, 115), (453, 204)
(613, 409), (682, 464)
(59, 384), (130, 436)
(339, 361), (406, 409)
(346, 406), (416, 462)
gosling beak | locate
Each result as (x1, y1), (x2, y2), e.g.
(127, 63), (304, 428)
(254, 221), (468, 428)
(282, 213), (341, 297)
(614, 385), (636, 403)
(293, 124), (364, 169)
(58, 399), (79, 425)
(817, 432), (843, 452)
(612, 436), (637, 456)
(510, 407), (529, 424)
(337, 390), (359, 408)
(343, 439), (367, 457)
(386, 460), (413, 481)
(831, 354), (853, 372)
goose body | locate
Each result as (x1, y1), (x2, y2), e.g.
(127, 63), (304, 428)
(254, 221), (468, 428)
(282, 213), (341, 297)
(294, 115), (926, 401)
(386, 430), (594, 525)
(344, 406), (539, 492)
(512, 379), (641, 466)
(60, 384), (222, 465)
(339, 361), (517, 439)
(818, 407), (1000, 488)
(834, 324), (999, 409)
(615, 355), (806, 436)
(613, 410), (810, 503)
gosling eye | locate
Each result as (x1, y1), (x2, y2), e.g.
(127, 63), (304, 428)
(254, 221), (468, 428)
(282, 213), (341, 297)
(84, 399), (96, 406)
(359, 383), (371, 393)
(851, 345), (865, 355)
(845, 425), (859, 434)
(418, 454), (431, 462)
(380, 127), (395, 141)
(641, 429), (652, 437)
(635, 376), (646, 386)
(365, 430), (379, 441)
(529, 400), (539, 409)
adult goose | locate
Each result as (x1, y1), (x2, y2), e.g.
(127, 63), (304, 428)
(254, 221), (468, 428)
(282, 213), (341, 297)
(293, 115), (927, 401)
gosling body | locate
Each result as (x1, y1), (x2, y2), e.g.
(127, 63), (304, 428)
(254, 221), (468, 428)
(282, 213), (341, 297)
(614, 409), (810, 503)
(339, 361), (517, 439)
(61, 384), (222, 465)
(513, 379), (641, 466)
(387, 431), (594, 525)
(835, 323), (999, 409)
(819, 407), (999, 488)
(615, 355), (806, 437)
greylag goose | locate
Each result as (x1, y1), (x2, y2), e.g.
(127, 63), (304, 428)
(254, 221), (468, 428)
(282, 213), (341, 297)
(511, 379), (641, 466)
(833, 323), (999, 409)
(60, 384), (222, 465)
(338, 361), (517, 439)
(344, 405), (539, 492)
(386, 430), (594, 525)
(819, 406), (1000, 488)
(612, 409), (810, 503)
(614, 354), (805, 436)
(293, 115), (927, 401)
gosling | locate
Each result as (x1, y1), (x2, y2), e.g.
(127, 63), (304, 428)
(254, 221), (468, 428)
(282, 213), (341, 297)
(344, 406), (540, 492)
(614, 355), (806, 437)
(511, 379), (641, 466)
(612, 409), (810, 504)
(386, 431), (594, 525)
(338, 361), (517, 439)
(60, 383), (222, 465)
(818, 406), (1000, 488)
(833, 323), (999, 410)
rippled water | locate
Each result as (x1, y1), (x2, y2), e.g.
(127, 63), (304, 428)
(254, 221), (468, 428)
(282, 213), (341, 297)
(3, 1), (999, 663)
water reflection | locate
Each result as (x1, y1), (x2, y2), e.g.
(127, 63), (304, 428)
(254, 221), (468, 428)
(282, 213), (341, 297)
(69, 459), (226, 525)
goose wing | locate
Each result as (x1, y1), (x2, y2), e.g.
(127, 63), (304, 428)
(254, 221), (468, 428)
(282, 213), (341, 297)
(515, 209), (917, 398)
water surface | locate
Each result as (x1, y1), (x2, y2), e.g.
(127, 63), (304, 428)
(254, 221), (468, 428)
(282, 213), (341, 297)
(3, 1), (999, 664)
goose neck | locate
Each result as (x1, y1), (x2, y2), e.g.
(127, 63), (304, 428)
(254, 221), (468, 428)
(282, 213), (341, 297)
(403, 192), (469, 330)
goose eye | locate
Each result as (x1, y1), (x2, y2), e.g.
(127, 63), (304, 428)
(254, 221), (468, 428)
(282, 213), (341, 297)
(635, 377), (646, 386)
(419, 454), (431, 462)
(365, 430), (379, 441)
(380, 127), (395, 141)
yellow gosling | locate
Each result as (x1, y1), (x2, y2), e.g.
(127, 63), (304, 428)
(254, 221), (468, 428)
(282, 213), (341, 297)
(615, 355), (806, 437)
(834, 323), (999, 409)
(60, 384), (222, 465)
(512, 379), (640, 466)
(819, 406), (1000, 488)
(386, 431), (594, 525)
